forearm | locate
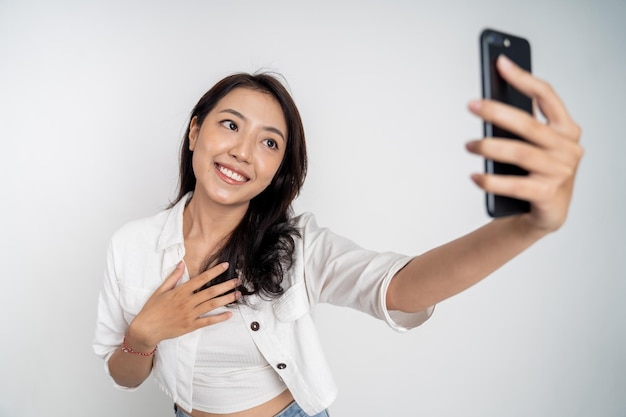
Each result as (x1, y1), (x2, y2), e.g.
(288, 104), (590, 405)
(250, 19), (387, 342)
(387, 215), (549, 313)
(107, 330), (156, 388)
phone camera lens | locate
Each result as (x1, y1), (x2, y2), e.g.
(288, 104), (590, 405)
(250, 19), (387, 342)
(487, 33), (504, 46)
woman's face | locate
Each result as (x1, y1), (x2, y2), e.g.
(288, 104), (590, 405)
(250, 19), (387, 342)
(188, 87), (287, 210)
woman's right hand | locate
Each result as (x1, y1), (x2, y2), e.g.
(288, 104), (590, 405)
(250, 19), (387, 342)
(124, 261), (241, 353)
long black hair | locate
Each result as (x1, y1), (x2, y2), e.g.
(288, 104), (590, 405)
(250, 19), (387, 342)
(171, 73), (307, 299)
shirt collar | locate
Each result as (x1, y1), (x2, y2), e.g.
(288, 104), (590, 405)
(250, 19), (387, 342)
(156, 192), (193, 252)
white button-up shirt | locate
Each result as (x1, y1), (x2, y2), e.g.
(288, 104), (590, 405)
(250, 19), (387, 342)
(93, 193), (433, 415)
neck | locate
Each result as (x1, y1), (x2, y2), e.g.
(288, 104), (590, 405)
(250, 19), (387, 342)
(183, 192), (248, 245)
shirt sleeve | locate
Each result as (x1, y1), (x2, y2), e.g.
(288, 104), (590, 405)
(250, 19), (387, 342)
(92, 238), (141, 391)
(298, 213), (434, 332)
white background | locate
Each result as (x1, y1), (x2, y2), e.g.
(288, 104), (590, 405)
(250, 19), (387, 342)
(1, 1), (624, 416)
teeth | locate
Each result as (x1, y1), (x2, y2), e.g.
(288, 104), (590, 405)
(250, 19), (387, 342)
(218, 165), (247, 182)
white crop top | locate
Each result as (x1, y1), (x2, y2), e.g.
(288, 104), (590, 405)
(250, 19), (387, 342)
(192, 304), (288, 413)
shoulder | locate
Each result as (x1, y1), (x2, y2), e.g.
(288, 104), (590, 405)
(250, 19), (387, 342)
(290, 212), (359, 255)
(291, 212), (328, 244)
(291, 212), (317, 229)
(109, 193), (189, 253)
(109, 207), (170, 253)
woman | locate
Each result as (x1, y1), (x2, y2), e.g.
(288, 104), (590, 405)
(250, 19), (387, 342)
(94, 55), (582, 417)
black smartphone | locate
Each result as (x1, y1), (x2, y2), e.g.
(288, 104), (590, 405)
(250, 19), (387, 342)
(480, 28), (533, 217)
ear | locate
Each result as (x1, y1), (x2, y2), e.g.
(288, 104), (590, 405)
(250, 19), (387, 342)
(189, 116), (199, 151)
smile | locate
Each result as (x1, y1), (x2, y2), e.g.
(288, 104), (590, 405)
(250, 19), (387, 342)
(216, 164), (249, 183)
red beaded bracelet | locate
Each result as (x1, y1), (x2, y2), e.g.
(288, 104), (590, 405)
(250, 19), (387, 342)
(121, 335), (157, 356)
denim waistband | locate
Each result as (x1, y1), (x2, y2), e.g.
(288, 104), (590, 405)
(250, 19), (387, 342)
(275, 401), (330, 417)
(174, 402), (329, 417)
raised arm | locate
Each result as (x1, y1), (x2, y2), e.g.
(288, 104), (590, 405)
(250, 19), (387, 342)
(387, 55), (583, 313)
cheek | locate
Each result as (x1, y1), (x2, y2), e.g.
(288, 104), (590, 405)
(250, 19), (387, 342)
(262, 156), (285, 183)
(191, 151), (201, 176)
(190, 150), (212, 181)
(191, 141), (215, 173)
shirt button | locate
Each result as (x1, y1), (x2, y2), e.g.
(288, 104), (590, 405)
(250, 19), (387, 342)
(276, 363), (287, 370)
(250, 321), (260, 331)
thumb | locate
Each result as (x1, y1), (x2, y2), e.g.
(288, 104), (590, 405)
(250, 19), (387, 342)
(157, 261), (185, 292)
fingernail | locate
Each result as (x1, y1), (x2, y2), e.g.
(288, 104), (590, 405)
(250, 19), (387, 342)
(497, 54), (513, 68)
(222, 262), (230, 270)
(465, 140), (478, 151)
(177, 261), (184, 269)
(468, 100), (482, 112)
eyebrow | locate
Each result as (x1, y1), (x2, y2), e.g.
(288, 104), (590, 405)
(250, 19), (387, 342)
(218, 108), (286, 142)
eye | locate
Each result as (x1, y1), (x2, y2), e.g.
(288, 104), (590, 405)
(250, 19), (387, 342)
(263, 138), (279, 150)
(221, 120), (238, 131)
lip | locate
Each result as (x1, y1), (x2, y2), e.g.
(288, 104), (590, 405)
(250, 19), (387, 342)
(214, 162), (251, 184)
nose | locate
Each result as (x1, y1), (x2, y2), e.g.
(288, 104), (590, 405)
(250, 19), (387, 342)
(228, 134), (253, 163)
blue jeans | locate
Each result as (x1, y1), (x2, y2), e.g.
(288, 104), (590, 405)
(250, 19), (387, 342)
(174, 402), (330, 417)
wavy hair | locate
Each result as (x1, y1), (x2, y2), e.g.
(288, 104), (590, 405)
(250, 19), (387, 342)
(170, 73), (307, 299)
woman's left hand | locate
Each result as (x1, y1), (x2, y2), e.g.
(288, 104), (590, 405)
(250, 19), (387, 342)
(466, 54), (584, 233)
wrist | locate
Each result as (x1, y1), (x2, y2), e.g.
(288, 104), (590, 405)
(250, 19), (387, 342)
(512, 213), (553, 240)
(121, 333), (157, 356)
(124, 323), (159, 355)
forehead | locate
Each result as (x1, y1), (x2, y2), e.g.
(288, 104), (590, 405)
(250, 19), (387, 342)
(214, 88), (286, 130)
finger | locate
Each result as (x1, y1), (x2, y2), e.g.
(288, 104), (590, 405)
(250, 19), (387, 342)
(156, 261), (185, 293)
(193, 277), (241, 303)
(496, 55), (580, 140)
(195, 310), (234, 328)
(466, 138), (569, 177)
(470, 172), (556, 203)
(469, 99), (561, 150)
(190, 261), (230, 292)
(195, 289), (241, 316)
